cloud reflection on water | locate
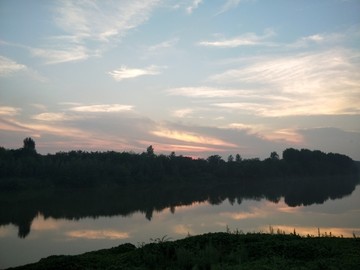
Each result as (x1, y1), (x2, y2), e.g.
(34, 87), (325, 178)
(0, 185), (359, 269)
(31, 214), (65, 231)
(66, 230), (130, 240)
(173, 224), (195, 236)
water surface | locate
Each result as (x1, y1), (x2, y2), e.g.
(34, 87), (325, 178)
(1, 177), (359, 269)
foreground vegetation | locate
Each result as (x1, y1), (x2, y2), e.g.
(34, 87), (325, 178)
(9, 232), (360, 270)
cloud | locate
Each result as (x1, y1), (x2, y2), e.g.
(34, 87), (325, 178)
(262, 129), (304, 144)
(152, 128), (237, 147)
(186, 0), (203, 14)
(0, 118), (31, 133)
(109, 65), (165, 81)
(66, 230), (130, 240)
(221, 210), (266, 220)
(54, 0), (160, 43)
(148, 38), (179, 51)
(69, 104), (134, 113)
(302, 34), (324, 42)
(140, 142), (222, 154)
(30, 46), (89, 65)
(31, 0), (161, 64)
(228, 123), (259, 131)
(173, 224), (195, 236)
(167, 86), (255, 98)
(31, 214), (64, 231)
(0, 117), (90, 142)
(172, 108), (195, 118)
(218, 0), (252, 14)
(0, 106), (21, 116)
(32, 113), (79, 122)
(0, 56), (26, 76)
(210, 49), (360, 116)
(291, 32), (346, 48)
(198, 30), (275, 48)
(226, 123), (304, 144)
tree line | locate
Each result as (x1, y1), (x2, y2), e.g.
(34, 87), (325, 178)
(0, 137), (358, 189)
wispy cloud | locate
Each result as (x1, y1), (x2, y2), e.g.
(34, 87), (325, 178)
(172, 108), (195, 118)
(66, 230), (130, 240)
(218, 0), (252, 14)
(198, 29), (275, 48)
(173, 224), (195, 236)
(0, 106), (21, 116)
(0, 118), (89, 139)
(137, 139), (224, 154)
(227, 123), (264, 136)
(54, 0), (160, 43)
(262, 129), (304, 144)
(152, 128), (237, 147)
(30, 46), (89, 65)
(221, 210), (266, 220)
(32, 112), (79, 122)
(69, 104), (134, 113)
(0, 56), (26, 76)
(148, 38), (179, 51)
(227, 123), (304, 144)
(31, 0), (161, 64)
(109, 65), (165, 81)
(167, 86), (255, 98)
(290, 32), (346, 48)
(210, 49), (360, 116)
(186, 0), (203, 14)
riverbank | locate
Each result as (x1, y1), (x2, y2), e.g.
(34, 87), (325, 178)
(9, 232), (360, 270)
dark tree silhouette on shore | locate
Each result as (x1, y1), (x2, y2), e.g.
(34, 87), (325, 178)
(23, 137), (36, 153)
(0, 138), (358, 189)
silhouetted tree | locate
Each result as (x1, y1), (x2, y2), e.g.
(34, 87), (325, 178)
(270, 151), (279, 160)
(146, 145), (155, 156)
(282, 148), (299, 162)
(23, 137), (36, 153)
(235, 154), (242, 163)
(227, 155), (234, 162)
(207, 155), (223, 166)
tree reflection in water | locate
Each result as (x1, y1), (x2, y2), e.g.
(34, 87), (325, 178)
(0, 174), (358, 238)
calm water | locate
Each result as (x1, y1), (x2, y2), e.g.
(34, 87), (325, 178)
(1, 180), (360, 269)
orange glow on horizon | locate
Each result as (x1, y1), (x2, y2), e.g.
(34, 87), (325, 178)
(259, 225), (360, 238)
(152, 129), (237, 148)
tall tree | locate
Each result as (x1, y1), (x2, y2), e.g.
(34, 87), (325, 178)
(146, 145), (155, 156)
(23, 137), (36, 153)
(270, 151), (279, 160)
(227, 155), (234, 162)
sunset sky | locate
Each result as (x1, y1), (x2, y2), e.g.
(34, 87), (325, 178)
(1, 0), (359, 160)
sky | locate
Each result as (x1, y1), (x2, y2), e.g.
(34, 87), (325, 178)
(0, 0), (359, 160)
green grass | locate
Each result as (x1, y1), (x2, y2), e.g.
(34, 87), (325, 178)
(9, 232), (360, 270)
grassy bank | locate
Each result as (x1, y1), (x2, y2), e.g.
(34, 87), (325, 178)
(9, 232), (360, 270)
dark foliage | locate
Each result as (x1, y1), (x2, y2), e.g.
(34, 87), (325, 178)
(0, 139), (357, 190)
(9, 232), (360, 270)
